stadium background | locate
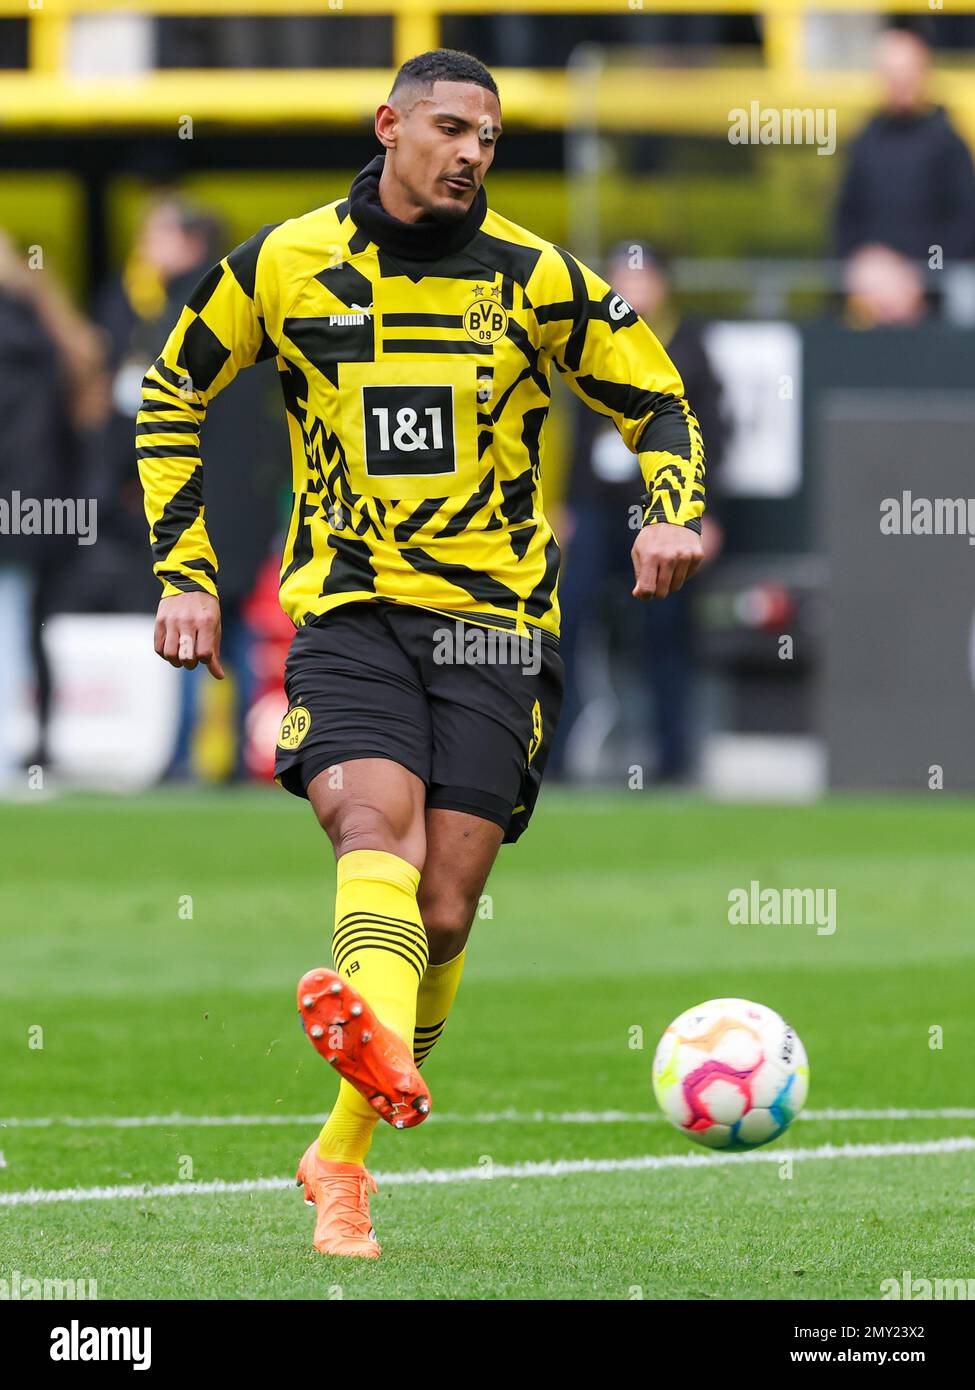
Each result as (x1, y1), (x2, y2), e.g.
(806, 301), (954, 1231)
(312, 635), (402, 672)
(4, 0), (975, 792)
(1, 2), (974, 1303)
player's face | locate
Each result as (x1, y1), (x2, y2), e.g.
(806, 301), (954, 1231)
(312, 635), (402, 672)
(379, 81), (502, 223)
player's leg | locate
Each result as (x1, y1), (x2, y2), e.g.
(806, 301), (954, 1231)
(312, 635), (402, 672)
(413, 808), (503, 1067)
(308, 752), (426, 866)
(301, 755), (431, 1123)
(420, 808), (501, 963)
(276, 608), (433, 1128)
(311, 754), (428, 1058)
(396, 605), (565, 1071)
(293, 758), (431, 1259)
(275, 609), (435, 1256)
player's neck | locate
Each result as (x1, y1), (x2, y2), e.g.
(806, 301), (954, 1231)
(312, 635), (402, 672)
(376, 161), (426, 224)
(348, 153), (487, 262)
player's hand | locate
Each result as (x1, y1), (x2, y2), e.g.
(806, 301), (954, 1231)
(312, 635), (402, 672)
(154, 591), (225, 679)
(631, 522), (703, 600)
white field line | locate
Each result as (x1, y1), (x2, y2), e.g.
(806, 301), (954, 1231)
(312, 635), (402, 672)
(0, 1137), (972, 1209)
(1, 1107), (974, 1130)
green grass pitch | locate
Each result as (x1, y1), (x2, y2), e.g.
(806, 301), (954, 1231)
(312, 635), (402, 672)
(1, 788), (972, 1300)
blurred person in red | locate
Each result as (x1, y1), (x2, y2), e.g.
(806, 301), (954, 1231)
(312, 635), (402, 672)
(833, 25), (975, 267)
(551, 241), (727, 784)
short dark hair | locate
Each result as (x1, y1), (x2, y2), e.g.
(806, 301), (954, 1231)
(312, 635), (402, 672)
(389, 49), (499, 107)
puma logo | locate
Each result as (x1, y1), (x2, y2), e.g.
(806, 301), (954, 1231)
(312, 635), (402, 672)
(328, 304), (373, 327)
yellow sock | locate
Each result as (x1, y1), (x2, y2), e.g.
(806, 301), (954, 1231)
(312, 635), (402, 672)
(316, 849), (429, 1165)
(413, 948), (466, 1068)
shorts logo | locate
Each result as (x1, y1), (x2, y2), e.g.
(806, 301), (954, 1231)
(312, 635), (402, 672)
(463, 299), (508, 344)
(527, 699), (543, 764)
(278, 705), (312, 750)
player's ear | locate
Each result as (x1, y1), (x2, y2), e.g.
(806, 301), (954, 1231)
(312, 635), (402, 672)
(375, 103), (399, 149)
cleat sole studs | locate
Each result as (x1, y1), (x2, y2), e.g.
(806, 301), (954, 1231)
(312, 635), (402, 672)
(301, 994), (315, 1008)
(328, 981), (342, 995)
(310, 1024), (324, 1039)
(350, 1002), (363, 1017)
(361, 1030), (372, 1042)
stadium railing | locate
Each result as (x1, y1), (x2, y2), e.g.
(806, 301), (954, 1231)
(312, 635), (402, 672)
(669, 258), (975, 325)
(2, 0), (975, 140)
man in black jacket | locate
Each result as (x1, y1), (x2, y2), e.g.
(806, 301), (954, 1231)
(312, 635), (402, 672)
(834, 26), (975, 264)
(553, 242), (727, 784)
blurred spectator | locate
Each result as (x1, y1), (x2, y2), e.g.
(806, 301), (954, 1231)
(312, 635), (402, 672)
(833, 26), (975, 264)
(551, 241), (728, 784)
(0, 230), (108, 783)
(91, 195), (224, 615)
(94, 194), (285, 781)
(843, 244), (930, 329)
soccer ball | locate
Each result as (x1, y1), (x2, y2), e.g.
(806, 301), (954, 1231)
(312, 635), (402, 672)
(652, 998), (809, 1150)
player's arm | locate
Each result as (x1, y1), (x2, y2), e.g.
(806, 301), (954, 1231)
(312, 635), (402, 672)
(534, 247), (706, 599)
(136, 227), (277, 675)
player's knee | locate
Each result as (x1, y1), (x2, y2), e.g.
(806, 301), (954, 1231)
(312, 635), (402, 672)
(319, 800), (424, 868)
(418, 881), (479, 957)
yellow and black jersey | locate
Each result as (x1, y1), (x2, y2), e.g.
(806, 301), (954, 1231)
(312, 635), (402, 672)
(137, 159), (705, 640)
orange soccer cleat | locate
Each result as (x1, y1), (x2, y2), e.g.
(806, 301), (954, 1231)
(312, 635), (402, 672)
(296, 968), (431, 1130)
(296, 1141), (381, 1259)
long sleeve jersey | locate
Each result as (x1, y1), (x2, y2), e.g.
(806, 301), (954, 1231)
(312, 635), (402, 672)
(137, 172), (705, 640)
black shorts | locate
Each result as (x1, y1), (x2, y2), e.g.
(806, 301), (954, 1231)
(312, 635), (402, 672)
(274, 601), (564, 844)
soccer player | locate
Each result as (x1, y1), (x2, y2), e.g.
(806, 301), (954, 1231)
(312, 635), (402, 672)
(138, 49), (705, 1259)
